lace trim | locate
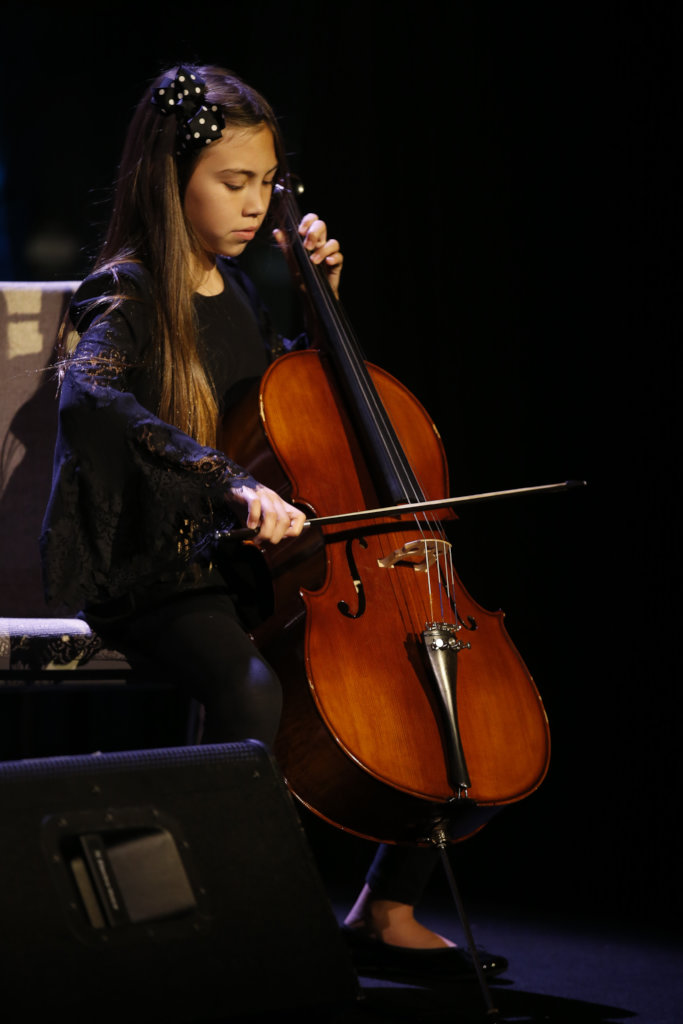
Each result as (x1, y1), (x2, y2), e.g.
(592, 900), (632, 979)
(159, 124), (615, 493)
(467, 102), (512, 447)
(134, 421), (250, 484)
(42, 306), (259, 612)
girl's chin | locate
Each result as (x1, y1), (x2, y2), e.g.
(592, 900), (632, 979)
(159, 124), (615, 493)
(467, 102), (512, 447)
(216, 240), (251, 258)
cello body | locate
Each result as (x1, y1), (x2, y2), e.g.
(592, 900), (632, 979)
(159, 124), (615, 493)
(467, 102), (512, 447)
(220, 347), (551, 845)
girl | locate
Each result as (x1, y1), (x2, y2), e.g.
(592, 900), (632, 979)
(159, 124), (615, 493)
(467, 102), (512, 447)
(40, 63), (506, 980)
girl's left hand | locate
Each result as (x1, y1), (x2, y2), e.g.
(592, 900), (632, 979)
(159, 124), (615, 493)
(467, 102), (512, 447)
(274, 213), (344, 298)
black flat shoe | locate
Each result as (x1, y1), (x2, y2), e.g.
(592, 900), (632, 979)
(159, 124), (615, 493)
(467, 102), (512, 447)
(340, 925), (509, 982)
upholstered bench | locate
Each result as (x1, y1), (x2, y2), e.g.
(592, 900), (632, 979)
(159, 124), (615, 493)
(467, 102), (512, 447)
(1, 616), (118, 683)
(0, 281), (197, 750)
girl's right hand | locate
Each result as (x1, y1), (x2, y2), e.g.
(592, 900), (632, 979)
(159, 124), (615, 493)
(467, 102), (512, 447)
(229, 482), (306, 545)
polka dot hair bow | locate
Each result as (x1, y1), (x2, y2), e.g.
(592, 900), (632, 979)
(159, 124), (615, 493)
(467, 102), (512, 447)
(152, 67), (225, 155)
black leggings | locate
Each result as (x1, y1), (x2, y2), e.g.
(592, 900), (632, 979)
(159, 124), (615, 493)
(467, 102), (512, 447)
(92, 586), (438, 905)
(101, 588), (283, 745)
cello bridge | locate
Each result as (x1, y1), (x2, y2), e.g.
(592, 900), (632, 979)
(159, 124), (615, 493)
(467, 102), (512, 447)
(377, 538), (451, 572)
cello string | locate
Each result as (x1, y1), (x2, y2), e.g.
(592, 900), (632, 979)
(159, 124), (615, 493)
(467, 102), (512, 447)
(281, 186), (425, 509)
(283, 186), (459, 633)
(410, 512), (450, 625)
(413, 508), (455, 623)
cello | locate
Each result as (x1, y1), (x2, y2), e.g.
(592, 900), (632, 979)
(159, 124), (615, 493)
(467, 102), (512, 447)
(219, 182), (552, 851)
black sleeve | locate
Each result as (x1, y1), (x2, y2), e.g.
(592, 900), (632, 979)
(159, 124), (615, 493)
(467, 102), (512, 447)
(40, 266), (257, 612)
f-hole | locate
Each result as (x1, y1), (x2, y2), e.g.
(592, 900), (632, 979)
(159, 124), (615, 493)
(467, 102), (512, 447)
(338, 537), (368, 619)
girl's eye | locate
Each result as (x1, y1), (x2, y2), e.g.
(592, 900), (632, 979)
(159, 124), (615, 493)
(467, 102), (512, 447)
(224, 179), (275, 191)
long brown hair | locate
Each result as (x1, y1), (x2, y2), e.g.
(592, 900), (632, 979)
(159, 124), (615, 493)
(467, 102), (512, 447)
(91, 64), (286, 447)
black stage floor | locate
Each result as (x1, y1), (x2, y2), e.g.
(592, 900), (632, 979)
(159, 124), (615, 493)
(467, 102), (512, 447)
(242, 894), (682, 1024)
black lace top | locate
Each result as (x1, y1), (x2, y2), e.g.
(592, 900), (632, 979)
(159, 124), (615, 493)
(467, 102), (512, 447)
(40, 258), (293, 614)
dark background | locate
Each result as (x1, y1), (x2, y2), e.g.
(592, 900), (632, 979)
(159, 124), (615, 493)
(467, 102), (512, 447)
(1, 2), (680, 931)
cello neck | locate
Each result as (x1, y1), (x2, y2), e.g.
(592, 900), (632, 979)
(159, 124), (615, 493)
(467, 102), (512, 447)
(276, 183), (424, 507)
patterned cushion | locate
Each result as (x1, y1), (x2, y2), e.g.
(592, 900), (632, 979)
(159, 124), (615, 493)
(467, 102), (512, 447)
(0, 616), (134, 681)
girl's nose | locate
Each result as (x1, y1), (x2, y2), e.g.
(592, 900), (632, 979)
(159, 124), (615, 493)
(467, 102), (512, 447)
(243, 184), (269, 217)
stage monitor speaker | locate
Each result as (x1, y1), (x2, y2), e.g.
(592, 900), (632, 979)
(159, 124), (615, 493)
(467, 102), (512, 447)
(0, 741), (359, 1022)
